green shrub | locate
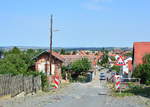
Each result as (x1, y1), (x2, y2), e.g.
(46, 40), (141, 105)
(133, 64), (150, 84)
(111, 65), (121, 73)
(77, 75), (87, 82)
(71, 58), (91, 75)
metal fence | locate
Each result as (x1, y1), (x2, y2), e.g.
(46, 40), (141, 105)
(120, 78), (140, 90)
(0, 74), (41, 97)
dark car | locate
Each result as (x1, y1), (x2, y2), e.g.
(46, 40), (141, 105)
(107, 69), (112, 73)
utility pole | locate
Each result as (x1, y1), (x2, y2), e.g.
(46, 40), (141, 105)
(49, 14), (53, 75)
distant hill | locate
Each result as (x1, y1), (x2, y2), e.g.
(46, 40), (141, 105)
(0, 46), (132, 51)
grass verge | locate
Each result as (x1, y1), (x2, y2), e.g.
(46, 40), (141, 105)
(107, 82), (150, 98)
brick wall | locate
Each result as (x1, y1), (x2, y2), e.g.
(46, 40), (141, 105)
(133, 42), (150, 67)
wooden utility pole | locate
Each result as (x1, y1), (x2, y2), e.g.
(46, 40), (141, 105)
(49, 14), (53, 75)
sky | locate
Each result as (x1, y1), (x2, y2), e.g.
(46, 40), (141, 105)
(0, 0), (150, 47)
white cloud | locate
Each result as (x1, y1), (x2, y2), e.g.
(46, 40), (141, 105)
(82, 3), (107, 11)
(82, 0), (112, 11)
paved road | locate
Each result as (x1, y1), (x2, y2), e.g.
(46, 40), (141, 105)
(0, 70), (147, 107)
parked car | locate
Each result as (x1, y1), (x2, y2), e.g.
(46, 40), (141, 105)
(107, 69), (112, 73)
(100, 72), (106, 80)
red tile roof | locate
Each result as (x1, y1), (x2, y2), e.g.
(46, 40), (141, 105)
(61, 55), (97, 67)
(48, 51), (64, 61)
(34, 51), (64, 62)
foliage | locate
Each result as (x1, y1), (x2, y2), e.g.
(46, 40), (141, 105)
(143, 54), (150, 64)
(132, 54), (150, 84)
(61, 65), (72, 80)
(0, 47), (41, 73)
(133, 64), (150, 84)
(112, 83), (150, 97)
(109, 56), (116, 61)
(98, 51), (109, 67)
(62, 58), (91, 81)
(60, 49), (66, 55)
(76, 75), (87, 82)
(124, 52), (133, 57)
(0, 47), (48, 91)
(72, 51), (76, 55)
(39, 72), (49, 91)
(111, 65), (121, 73)
(71, 58), (91, 75)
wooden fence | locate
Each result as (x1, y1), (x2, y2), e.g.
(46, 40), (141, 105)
(0, 74), (41, 97)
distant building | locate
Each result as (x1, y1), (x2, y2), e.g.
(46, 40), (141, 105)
(133, 42), (150, 69)
(121, 57), (132, 78)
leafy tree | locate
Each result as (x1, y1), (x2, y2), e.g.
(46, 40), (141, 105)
(99, 51), (109, 67)
(72, 51), (76, 55)
(60, 49), (66, 55)
(133, 54), (150, 84)
(111, 65), (121, 73)
(0, 47), (40, 74)
(143, 54), (150, 64)
(0, 47), (49, 90)
(109, 56), (116, 61)
(133, 64), (150, 84)
(0, 49), (4, 58)
(61, 65), (72, 80)
(124, 52), (133, 57)
(71, 58), (91, 75)
(11, 47), (21, 54)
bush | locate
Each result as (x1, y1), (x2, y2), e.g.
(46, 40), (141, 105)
(0, 47), (49, 91)
(143, 54), (150, 64)
(77, 75), (87, 82)
(61, 65), (72, 81)
(71, 58), (91, 75)
(133, 64), (150, 84)
(111, 65), (121, 73)
(62, 58), (91, 82)
(133, 54), (150, 84)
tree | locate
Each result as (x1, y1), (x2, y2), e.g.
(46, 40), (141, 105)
(60, 49), (66, 55)
(72, 51), (76, 55)
(99, 51), (109, 67)
(0, 49), (4, 58)
(71, 58), (91, 77)
(133, 64), (150, 84)
(111, 65), (121, 73)
(109, 56), (116, 61)
(0, 47), (40, 74)
(11, 47), (21, 54)
(133, 54), (150, 84)
(143, 54), (150, 64)
(124, 52), (133, 57)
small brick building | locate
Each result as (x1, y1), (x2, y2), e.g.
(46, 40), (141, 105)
(34, 51), (64, 80)
(133, 42), (150, 69)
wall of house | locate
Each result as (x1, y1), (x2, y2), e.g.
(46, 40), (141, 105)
(35, 54), (62, 78)
(133, 42), (150, 68)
